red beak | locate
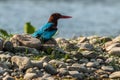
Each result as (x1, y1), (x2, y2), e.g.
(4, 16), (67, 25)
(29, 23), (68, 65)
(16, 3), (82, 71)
(61, 15), (72, 19)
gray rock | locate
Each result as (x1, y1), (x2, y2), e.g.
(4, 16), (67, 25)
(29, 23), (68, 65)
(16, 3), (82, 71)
(109, 71), (120, 79)
(49, 60), (66, 68)
(3, 41), (13, 52)
(101, 66), (114, 72)
(43, 62), (58, 75)
(79, 58), (89, 63)
(24, 73), (37, 80)
(67, 66), (80, 71)
(58, 68), (69, 76)
(11, 56), (32, 70)
(0, 67), (5, 74)
(86, 62), (99, 68)
(96, 59), (104, 64)
(72, 63), (87, 72)
(0, 39), (3, 51)
(3, 75), (15, 80)
(72, 51), (83, 59)
(31, 60), (43, 69)
(77, 42), (94, 51)
(81, 51), (98, 59)
(69, 71), (83, 79)
(66, 59), (75, 63)
(10, 34), (41, 49)
(56, 38), (75, 51)
(14, 46), (39, 55)
(108, 47), (120, 56)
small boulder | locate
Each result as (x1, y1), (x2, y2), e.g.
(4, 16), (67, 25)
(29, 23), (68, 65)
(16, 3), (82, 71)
(105, 43), (120, 51)
(43, 62), (58, 75)
(3, 41), (13, 52)
(0, 39), (4, 51)
(108, 47), (120, 56)
(11, 56), (32, 70)
(69, 71), (83, 79)
(31, 61), (43, 69)
(77, 42), (94, 51)
(109, 71), (120, 79)
(10, 34), (41, 49)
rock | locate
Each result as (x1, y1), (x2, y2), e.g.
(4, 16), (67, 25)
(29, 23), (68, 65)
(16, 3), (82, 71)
(100, 74), (109, 78)
(43, 62), (58, 75)
(14, 46), (39, 55)
(0, 39), (3, 51)
(108, 47), (120, 56)
(113, 36), (120, 42)
(86, 62), (99, 68)
(105, 43), (120, 51)
(101, 66), (114, 72)
(67, 66), (80, 71)
(31, 61), (43, 69)
(42, 38), (58, 48)
(81, 51), (98, 59)
(49, 60), (66, 68)
(24, 73), (37, 80)
(72, 63), (87, 72)
(109, 71), (120, 79)
(58, 68), (69, 76)
(3, 41), (13, 52)
(0, 67), (5, 74)
(40, 56), (51, 62)
(66, 59), (75, 63)
(79, 58), (89, 63)
(71, 51), (83, 59)
(96, 59), (104, 64)
(26, 68), (36, 73)
(77, 42), (94, 51)
(3, 75), (15, 80)
(69, 71), (83, 79)
(10, 34), (41, 49)
(56, 38), (76, 51)
(11, 56), (32, 70)
(0, 54), (11, 60)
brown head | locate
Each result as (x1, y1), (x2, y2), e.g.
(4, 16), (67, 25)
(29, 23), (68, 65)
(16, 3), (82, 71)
(48, 13), (72, 24)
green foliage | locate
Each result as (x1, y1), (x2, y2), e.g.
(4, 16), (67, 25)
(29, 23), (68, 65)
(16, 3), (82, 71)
(24, 22), (36, 34)
(64, 53), (71, 60)
(0, 28), (13, 40)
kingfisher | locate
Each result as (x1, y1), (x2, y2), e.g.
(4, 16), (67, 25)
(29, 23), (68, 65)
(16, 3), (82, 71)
(32, 13), (72, 42)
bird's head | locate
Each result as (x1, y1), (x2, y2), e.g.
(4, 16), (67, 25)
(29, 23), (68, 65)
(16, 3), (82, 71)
(48, 13), (72, 22)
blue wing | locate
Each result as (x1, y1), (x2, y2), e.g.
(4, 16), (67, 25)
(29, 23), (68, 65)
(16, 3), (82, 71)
(32, 22), (57, 40)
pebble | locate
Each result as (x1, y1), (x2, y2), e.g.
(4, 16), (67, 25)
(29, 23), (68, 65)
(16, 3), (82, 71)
(86, 62), (99, 68)
(24, 73), (37, 80)
(101, 66), (114, 72)
(69, 71), (83, 79)
(43, 62), (58, 75)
